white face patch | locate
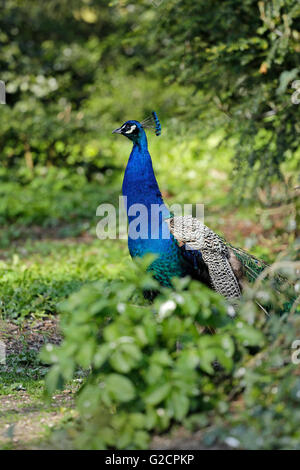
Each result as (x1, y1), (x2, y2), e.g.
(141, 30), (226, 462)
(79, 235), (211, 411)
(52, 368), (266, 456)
(125, 124), (137, 134)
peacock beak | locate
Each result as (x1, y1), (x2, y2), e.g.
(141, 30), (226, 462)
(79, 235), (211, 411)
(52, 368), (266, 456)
(112, 127), (122, 134)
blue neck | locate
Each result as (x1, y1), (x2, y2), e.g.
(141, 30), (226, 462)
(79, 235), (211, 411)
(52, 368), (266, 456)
(122, 130), (170, 246)
(122, 131), (169, 216)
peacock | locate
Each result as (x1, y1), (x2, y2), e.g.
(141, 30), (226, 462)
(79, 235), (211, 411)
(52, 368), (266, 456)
(113, 112), (294, 306)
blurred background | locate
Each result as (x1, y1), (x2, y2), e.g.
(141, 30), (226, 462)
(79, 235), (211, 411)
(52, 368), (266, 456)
(0, 0), (298, 248)
(0, 0), (299, 450)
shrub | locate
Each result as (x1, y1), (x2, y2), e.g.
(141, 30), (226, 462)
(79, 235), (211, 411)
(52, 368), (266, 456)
(41, 255), (293, 449)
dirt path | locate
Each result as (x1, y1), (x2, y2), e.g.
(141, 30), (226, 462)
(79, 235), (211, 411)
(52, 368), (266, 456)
(0, 317), (78, 449)
(0, 390), (77, 449)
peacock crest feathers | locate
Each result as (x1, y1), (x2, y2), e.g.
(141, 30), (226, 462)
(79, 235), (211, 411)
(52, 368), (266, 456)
(141, 111), (161, 136)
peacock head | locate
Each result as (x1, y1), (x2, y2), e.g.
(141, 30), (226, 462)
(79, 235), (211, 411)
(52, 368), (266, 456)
(112, 120), (143, 143)
(112, 111), (161, 143)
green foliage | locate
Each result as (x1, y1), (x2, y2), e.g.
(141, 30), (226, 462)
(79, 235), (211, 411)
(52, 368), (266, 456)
(118, 0), (300, 188)
(0, 0), (189, 173)
(1, 0), (298, 188)
(0, 348), (47, 395)
(209, 312), (300, 449)
(41, 244), (299, 450)
(0, 238), (128, 320)
(41, 255), (278, 450)
(0, 167), (104, 228)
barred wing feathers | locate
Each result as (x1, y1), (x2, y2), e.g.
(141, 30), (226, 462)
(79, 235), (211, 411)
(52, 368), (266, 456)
(166, 216), (242, 299)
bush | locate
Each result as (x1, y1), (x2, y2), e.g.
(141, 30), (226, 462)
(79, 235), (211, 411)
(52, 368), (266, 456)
(40, 253), (300, 449)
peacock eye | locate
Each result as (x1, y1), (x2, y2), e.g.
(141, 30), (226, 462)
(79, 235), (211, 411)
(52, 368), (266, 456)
(124, 124), (137, 134)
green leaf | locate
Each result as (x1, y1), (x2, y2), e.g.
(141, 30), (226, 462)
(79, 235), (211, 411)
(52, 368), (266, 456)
(144, 383), (171, 406)
(151, 350), (173, 366)
(105, 374), (136, 403)
(167, 391), (190, 421)
(234, 322), (265, 347)
(198, 334), (235, 373)
(109, 343), (142, 373)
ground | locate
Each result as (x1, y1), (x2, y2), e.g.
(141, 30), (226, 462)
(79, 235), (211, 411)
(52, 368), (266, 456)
(0, 390), (76, 449)
(0, 315), (77, 449)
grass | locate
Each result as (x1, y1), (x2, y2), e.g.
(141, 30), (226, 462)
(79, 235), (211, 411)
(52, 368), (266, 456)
(0, 238), (129, 320)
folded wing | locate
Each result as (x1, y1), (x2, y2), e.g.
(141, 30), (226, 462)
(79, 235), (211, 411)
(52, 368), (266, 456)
(165, 216), (243, 299)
